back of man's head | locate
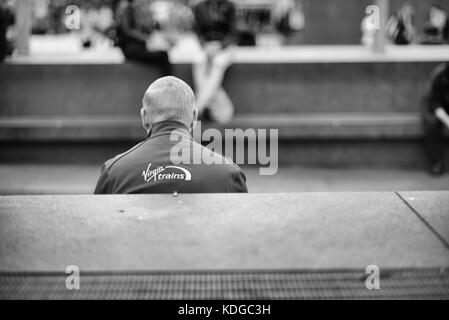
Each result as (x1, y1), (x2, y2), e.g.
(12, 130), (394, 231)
(142, 76), (196, 129)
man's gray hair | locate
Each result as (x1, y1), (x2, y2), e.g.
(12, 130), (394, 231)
(142, 76), (196, 126)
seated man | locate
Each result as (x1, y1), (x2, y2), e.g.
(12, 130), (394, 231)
(94, 76), (248, 194)
(192, 0), (237, 123)
(116, 0), (172, 75)
(422, 62), (449, 176)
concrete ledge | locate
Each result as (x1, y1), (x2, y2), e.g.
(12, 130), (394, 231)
(10, 44), (449, 65)
(171, 45), (449, 64)
(0, 60), (442, 116)
(0, 113), (430, 142)
(0, 192), (448, 272)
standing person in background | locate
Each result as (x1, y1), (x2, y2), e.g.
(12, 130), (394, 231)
(117, 0), (172, 75)
(48, 0), (67, 34)
(191, 0), (237, 123)
(0, 0), (14, 63)
(386, 3), (415, 45)
(80, 0), (114, 48)
(419, 23), (446, 45)
(32, 0), (51, 34)
(361, 9), (377, 48)
(422, 62), (449, 176)
(428, 4), (449, 44)
(149, 0), (194, 44)
(273, 0), (305, 45)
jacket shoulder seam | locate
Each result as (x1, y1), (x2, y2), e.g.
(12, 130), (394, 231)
(106, 140), (147, 171)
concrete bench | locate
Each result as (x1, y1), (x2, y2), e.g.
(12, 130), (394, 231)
(1, 112), (448, 168)
(0, 112), (428, 141)
(0, 192), (448, 299)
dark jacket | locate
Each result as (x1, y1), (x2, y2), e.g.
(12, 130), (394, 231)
(424, 63), (449, 114)
(94, 121), (248, 194)
(117, 2), (152, 48)
(192, 0), (236, 47)
(0, 4), (15, 62)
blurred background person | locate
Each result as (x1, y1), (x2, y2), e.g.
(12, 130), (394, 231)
(116, 0), (173, 75)
(0, 0), (15, 63)
(273, 0), (305, 45)
(48, 0), (67, 34)
(419, 22), (447, 45)
(386, 3), (415, 45)
(150, 0), (194, 41)
(427, 4), (449, 44)
(80, 0), (114, 48)
(192, 0), (237, 123)
(361, 7), (377, 48)
(31, 0), (78, 35)
(32, 0), (51, 34)
(422, 62), (449, 176)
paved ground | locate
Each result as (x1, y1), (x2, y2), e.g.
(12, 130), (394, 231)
(0, 165), (448, 195)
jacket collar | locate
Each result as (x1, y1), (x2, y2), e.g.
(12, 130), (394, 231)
(147, 121), (192, 140)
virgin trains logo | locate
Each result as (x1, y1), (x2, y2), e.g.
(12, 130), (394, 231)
(142, 163), (192, 183)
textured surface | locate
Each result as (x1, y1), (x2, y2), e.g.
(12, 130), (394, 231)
(2, 139), (449, 168)
(1, 269), (448, 300)
(0, 61), (442, 116)
(0, 113), (430, 142)
(398, 192), (449, 245)
(1, 193), (448, 272)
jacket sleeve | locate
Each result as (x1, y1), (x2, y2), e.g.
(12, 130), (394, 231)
(93, 165), (112, 194)
(228, 168), (248, 193)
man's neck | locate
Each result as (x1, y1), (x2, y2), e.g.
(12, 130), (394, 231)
(147, 121), (191, 139)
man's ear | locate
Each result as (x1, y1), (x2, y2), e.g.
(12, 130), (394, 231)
(141, 108), (150, 131)
(191, 108), (199, 130)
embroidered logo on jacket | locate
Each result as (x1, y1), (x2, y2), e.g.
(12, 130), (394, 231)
(142, 163), (192, 183)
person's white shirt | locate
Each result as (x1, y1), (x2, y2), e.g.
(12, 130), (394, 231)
(361, 15), (377, 47)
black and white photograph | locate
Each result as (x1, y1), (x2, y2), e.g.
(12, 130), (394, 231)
(0, 0), (448, 309)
